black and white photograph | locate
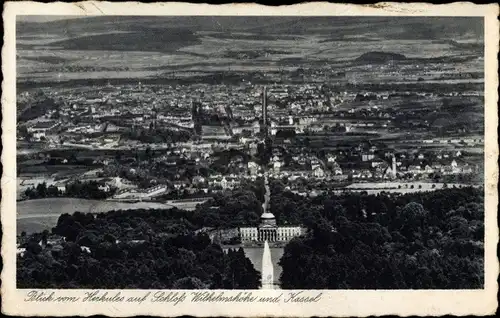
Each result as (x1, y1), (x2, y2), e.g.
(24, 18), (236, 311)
(12, 12), (488, 292)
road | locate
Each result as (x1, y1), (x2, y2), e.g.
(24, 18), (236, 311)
(263, 174), (271, 213)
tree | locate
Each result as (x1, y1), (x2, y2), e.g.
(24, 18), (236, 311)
(145, 146), (153, 161)
(277, 187), (483, 289)
(36, 182), (47, 198)
(304, 137), (311, 147)
(47, 185), (60, 197)
(18, 186), (484, 290)
(18, 126), (30, 140)
(400, 202), (427, 225)
(172, 277), (208, 289)
(77, 231), (100, 249)
(42, 230), (49, 246)
(104, 233), (117, 244)
(26, 240), (42, 255)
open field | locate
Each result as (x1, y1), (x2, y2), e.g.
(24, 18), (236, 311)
(17, 198), (176, 234)
(164, 200), (206, 211)
(344, 182), (480, 190)
(333, 182), (480, 195)
(291, 183), (481, 197)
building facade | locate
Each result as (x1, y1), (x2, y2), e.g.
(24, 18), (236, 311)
(240, 212), (303, 243)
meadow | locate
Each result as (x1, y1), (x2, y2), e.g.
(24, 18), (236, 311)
(17, 198), (176, 234)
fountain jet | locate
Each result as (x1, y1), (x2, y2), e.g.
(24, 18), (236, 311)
(261, 240), (274, 289)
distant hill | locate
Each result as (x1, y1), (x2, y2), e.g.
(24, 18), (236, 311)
(244, 16), (483, 41)
(24, 28), (201, 53)
(16, 16), (300, 37)
(17, 16), (483, 42)
(355, 51), (407, 63)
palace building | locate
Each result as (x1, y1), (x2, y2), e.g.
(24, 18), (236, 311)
(239, 212), (303, 243)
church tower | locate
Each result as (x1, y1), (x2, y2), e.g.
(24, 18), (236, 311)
(392, 155), (397, 178)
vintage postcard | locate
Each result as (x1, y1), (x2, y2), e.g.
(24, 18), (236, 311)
(2, 1), (499, 317)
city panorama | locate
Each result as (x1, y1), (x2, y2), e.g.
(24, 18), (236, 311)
(16, 16), (484, 289)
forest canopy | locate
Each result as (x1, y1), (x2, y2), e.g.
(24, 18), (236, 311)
(18, 217), (260, 289)
(276, 186), (484, 289)
(17, 185), (483, 290)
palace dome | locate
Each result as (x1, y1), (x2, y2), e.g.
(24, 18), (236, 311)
(261, 212), (276, 219)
